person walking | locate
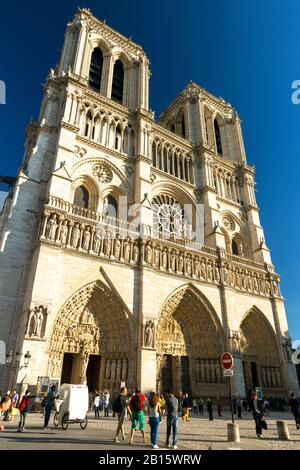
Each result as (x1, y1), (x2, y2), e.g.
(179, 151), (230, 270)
(232, 397), (237, 415)
(103, 390), (110, 417)
(148, 392), (161, 449)
(217, 397), (223, 417)
(94, 392), (100, 419)
(198, 398), (204, 416)
(18, 390), (35, 432)
(43, 385), (56, 430)
(114, 386), (131, 442)
(207, 398), (213, 421)
(0, 393), (12, 431)
(192, 398), (198, 415)
(288, 392), (300, 430)
(165, 390), (179, 449)
(237, 396), (242, 418)
(159, 395), (166, 419)
(242, 398), (248, 412)
(249, 392), (264, 438)
(129, 389), (147, 445)
(181, 393), (190, 422)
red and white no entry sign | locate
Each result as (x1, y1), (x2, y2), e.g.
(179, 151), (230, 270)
(221, 352), (234, 370)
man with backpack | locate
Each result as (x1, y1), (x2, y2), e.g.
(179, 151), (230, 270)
(113, 386), (132, 443)
(129, 389), (147, 445)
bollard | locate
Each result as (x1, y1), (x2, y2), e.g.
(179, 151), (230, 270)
(276, 420), (290, 440)
(227, 422), (240, 443)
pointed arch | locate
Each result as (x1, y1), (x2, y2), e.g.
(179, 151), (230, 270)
(47, 280), (135, 390)
(156, 284), (226, 395)
(239, 306), (282, 391)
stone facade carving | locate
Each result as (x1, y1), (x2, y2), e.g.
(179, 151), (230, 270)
(144, 320), (155, 349)
(92, 163), (113, 183)
(222, 215), (235, 231)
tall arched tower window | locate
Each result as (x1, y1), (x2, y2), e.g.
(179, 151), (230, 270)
(214, 119), (223, 155)
(88, 48), (103, 92)
(74, 185), (89, 209)
(111, 60), (124, 103)
(181, 114), (186, 138)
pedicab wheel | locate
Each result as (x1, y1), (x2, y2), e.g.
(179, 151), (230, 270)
(80, 415), (88, 430)
(53, 412), (59, 427)
(62, 412), (69, 430)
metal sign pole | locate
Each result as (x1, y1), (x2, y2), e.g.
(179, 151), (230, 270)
(228, 375), (234, 424)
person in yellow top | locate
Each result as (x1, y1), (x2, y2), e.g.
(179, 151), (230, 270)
(159, 395), (166, 418)
(182, 393), (190, 422)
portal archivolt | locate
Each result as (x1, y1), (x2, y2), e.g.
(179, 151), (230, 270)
(156, 284), (226, 396)
(47, 280), (133, 391)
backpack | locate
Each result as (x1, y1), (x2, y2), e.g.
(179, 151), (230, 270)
(112, 395), (122, 413)
(131, 394), (141, 412)
(18, 398), (26, 412)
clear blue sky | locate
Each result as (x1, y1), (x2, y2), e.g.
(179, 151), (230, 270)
(0, 1), (299, 340)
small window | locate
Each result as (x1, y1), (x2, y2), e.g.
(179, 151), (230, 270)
(111, 60), (124, 104)
(74, 186), (89, 209)
(88, 48), (103, 92)
(231, 239), (238, 255)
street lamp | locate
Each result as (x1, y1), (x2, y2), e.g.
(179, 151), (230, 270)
(5, 350), (32, 391)
(24, 351), (31, 368)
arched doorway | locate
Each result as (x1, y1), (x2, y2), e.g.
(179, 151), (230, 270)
(239, 307), (282, 395)
(47, 280), (134, 396)
(156, 285), (226, 398)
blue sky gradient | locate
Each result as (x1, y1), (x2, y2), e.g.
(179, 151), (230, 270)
(0, 1), (299, 339)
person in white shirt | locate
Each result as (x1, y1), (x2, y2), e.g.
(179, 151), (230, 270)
(94, 393), (100, 419)
(103, 390), (110, 417)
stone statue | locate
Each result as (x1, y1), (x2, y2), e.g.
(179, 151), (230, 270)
(171, 251), (176, 271)
(146, 243), (152, 264)
(144, 320), (155, 348)
(82, 228), (90, 251)
(93, 233), (101, 253)
(104, 236), (112, 256)
(194, 257), (200, 278)
(35, 307), (44, 337)
(178, 253), (184, 273)
(162, 249), (168, 269)
(114, 236), (121, 259)
(60, 220), (68, 244)
(124, 238), (131, 261)
(71, 223), (80, 248)
(132, 242), (139, 263)
(46, 214), (58, 240)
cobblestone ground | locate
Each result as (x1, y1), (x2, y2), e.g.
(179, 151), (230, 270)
(0, 410), (299, 450)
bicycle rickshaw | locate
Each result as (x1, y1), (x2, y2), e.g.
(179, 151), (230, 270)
(55, 383), (89, 430)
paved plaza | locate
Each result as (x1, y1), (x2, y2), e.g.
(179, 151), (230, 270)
(0, 410), (299, 450)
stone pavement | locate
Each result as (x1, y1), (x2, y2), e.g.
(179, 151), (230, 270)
(0, 410), (299, 450)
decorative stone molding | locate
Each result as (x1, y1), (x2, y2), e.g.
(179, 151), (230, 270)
(92, 163), (113, 183)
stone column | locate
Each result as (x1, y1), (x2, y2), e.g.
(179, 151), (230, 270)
(172, 356), (182, 397)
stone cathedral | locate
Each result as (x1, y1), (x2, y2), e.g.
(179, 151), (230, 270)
(0, 8), (299, 399)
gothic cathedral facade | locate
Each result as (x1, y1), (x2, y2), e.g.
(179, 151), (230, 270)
(0, 8), (298, 399)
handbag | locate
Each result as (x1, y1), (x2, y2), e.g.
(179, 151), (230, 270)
(261, 418), (268, 430)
